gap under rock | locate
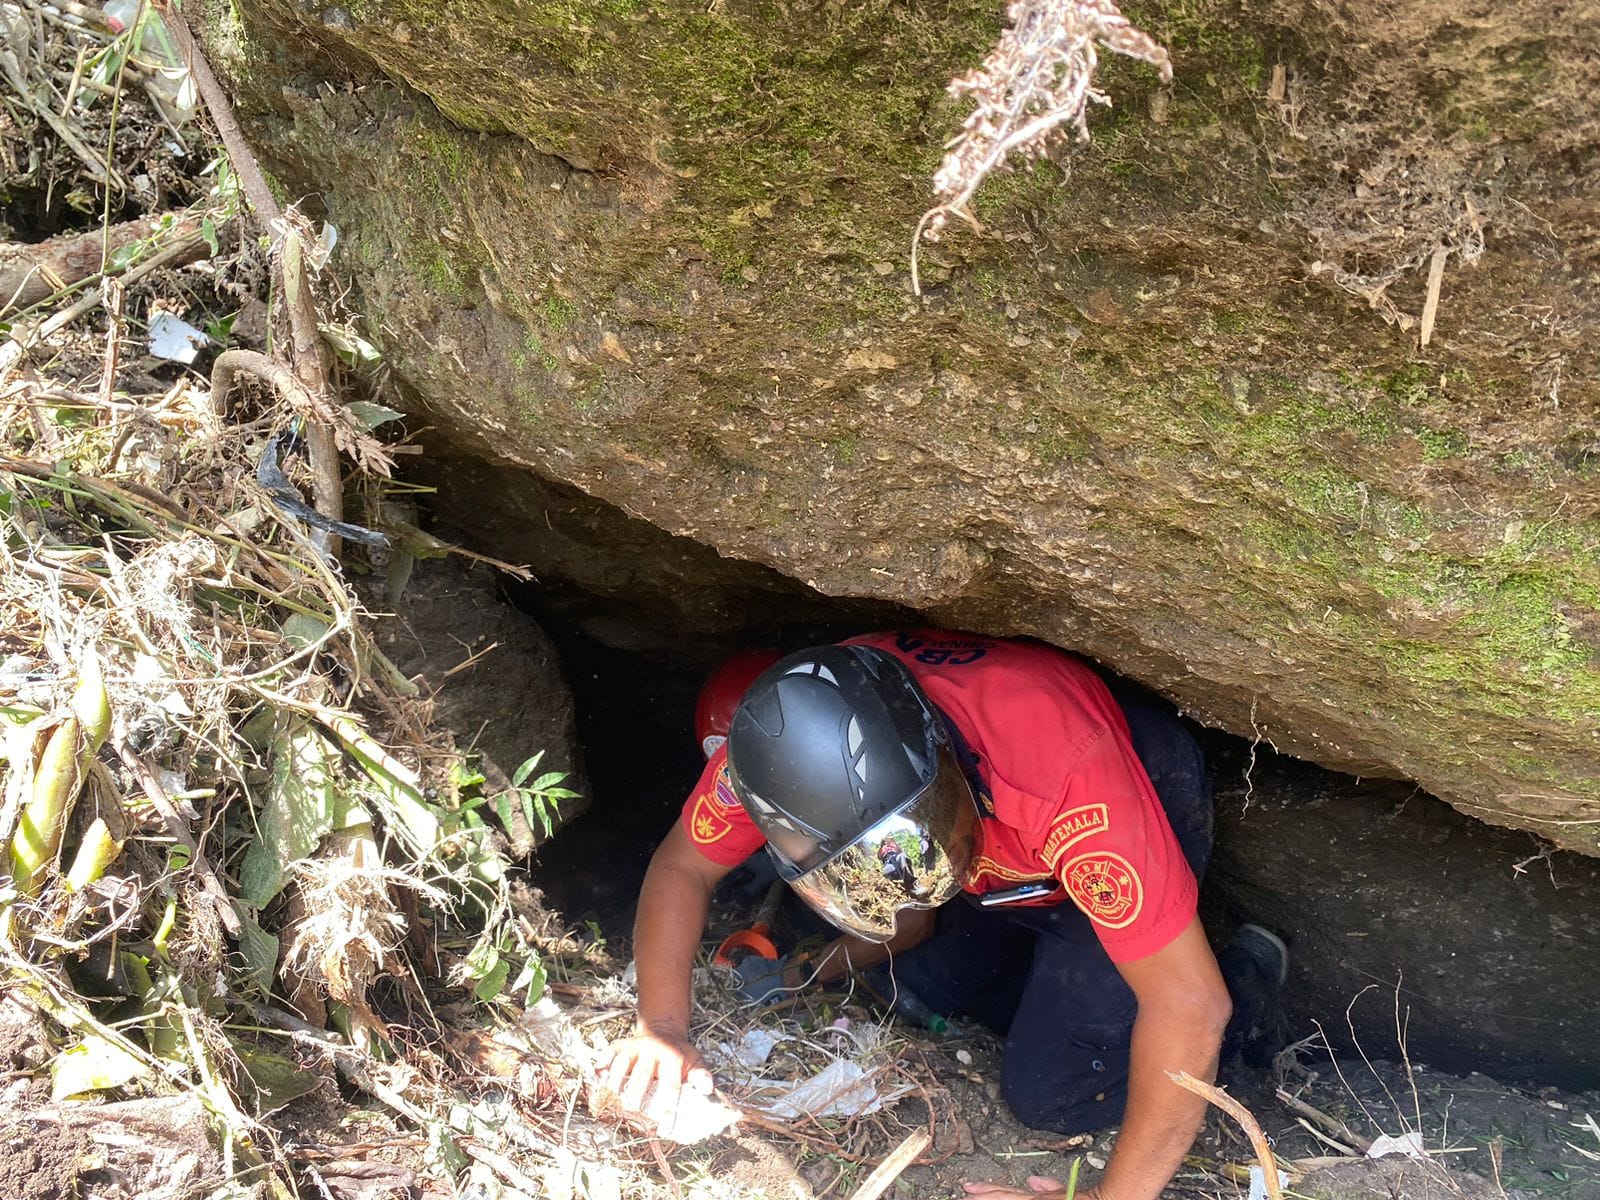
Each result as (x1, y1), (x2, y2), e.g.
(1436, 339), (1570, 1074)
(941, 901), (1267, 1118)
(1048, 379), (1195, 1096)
(405, 470), (1600, 1093)
(485, 584), (1600, 1095)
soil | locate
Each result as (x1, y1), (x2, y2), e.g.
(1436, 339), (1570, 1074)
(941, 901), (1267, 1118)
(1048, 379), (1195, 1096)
(357, 554), (588, 844)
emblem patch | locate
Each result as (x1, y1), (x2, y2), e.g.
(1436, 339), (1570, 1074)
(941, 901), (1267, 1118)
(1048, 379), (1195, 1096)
(688, 792), (733, 845)
(966, 855), (1052, 888)
(713, 763), (740, 809)
(1061, 852), (1143, 929)
(1041, 804), (1110, 868)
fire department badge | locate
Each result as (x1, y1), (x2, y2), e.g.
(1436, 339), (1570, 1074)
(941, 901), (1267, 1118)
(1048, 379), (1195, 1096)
(1061, 851), (1143, 929)
(688, 792), (732, 845)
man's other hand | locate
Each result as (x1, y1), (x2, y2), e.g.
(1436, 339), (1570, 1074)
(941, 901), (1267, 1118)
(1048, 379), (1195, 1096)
(600, 1026), (714, 1123)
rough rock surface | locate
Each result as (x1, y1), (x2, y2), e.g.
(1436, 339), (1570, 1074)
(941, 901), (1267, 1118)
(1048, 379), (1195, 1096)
(200, 1), (1599, 850)
(363, 557), (587, 843)
(1201, 737), (1600, 1091)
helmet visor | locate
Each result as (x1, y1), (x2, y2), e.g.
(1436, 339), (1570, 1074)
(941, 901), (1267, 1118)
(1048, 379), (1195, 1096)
(769, 741), (978, 942)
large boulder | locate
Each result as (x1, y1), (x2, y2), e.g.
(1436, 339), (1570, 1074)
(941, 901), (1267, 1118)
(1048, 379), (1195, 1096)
(200, 1), (1599, 851)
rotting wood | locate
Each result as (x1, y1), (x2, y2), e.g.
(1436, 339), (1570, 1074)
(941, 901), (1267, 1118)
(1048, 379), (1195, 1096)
(0, 226), (213, 379)
(0, 215), (210, 313)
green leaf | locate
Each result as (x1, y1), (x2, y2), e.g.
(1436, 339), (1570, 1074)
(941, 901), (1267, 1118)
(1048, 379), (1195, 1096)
(519, 792), (546, 839)
(200, 216), (220, 258)
(204, 309), (237, 345)
(473, 957), (511, 1003)
(320, 712), (438, 856)
(450, 760), (487, 791)
(510, 752), (544, 788)
(321, 326), (384, 366)
(236, 912), (280, 998)
(492, 792), (515, 833)
(51, 1033), (147, 1101)
(526, 771), (568, 792)
(346, 400), (405, 431)
(513, 955), (548, 1005)
(279, 612), (329, 651)
(236, 1048), (322, 1115)
(239, 718), (342, 906)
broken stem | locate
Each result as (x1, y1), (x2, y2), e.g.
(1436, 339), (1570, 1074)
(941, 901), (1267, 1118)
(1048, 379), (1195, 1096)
(160, 3), (347, 548)
(1168, 1071), (1283, 1200)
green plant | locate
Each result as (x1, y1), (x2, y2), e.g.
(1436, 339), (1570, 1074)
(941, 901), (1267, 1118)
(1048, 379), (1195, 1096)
(494, 751), (579, 842)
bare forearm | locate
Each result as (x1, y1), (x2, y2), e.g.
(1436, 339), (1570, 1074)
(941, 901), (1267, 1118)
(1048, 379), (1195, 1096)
(812, 909), (935, 985)
(1097, 1011), (1221, 1200)
(632, 859), (712, 1034)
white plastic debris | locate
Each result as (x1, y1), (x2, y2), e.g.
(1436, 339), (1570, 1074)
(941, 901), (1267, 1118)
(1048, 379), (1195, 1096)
(745, 1059), (900, 1120)
(519, 995), (597, 1071)
(650, 1084), (742, 1145)
(309, 222), (339, 272)
(1366, 1131), (1427, 1160)
(147, 312), (210, 364)
(717, 1028), (784, 1069)
(1247, 1165), (1291, 1200)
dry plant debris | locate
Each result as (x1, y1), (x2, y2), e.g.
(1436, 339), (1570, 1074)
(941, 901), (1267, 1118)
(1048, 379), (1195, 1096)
(915, 0), (1172, 288)
(1, 10), (979, 1199)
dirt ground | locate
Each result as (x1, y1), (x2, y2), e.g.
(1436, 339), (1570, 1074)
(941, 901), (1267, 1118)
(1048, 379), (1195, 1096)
(713, 1011), (1600, 1200)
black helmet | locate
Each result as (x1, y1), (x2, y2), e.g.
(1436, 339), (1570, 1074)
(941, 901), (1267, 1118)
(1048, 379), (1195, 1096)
(727, 646), (977, 941)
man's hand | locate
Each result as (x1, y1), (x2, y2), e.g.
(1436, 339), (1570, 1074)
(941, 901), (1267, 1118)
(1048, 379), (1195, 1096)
(600, 1025), (714, 1124)
(962, 1175), (1097, 1200)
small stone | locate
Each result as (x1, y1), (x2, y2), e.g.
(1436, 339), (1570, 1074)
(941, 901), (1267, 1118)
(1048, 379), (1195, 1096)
(872, 261), (895, 276)
(321, 5), (352, 27)
(739, 266), (759, 283)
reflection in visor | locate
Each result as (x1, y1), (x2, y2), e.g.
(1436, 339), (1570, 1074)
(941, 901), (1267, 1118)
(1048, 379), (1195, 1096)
(770, 741), (978, 942)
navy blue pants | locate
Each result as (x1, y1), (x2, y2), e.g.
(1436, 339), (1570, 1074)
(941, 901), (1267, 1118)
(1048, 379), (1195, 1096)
(880, 683), (1217, 1134)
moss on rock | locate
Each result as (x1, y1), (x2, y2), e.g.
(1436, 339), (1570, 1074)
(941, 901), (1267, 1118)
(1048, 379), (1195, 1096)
(207, 0), (1600, 852)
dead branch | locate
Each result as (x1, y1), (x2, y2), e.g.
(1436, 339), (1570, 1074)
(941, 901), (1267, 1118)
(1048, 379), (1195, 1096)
(846, 1128), (933, 1200)
(1168, 1071), (1283, 1200)
(1276, 1087), (1373, 1154)
(0, 226), (213, 380)
(0, 215), (209, 314)
(113, 742), (243, 935)
(159, 2), (349, 550)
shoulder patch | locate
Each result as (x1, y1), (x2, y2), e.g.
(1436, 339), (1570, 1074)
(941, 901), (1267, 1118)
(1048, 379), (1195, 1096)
(688, 792), (733, 846)
(1041, 803), (1109, 868)
(1060, 851), (1143, 930)
(713, 763), (740, 809)
(966, 855), (1053, 888)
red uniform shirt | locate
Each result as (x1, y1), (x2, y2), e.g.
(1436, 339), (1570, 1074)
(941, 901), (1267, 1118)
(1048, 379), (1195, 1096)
(679, 631), (1198, 963)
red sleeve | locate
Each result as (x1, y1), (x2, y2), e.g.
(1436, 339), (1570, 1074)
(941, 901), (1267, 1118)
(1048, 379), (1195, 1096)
(1042, 728), (1198, 963)
(678, 746), (766, 867)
